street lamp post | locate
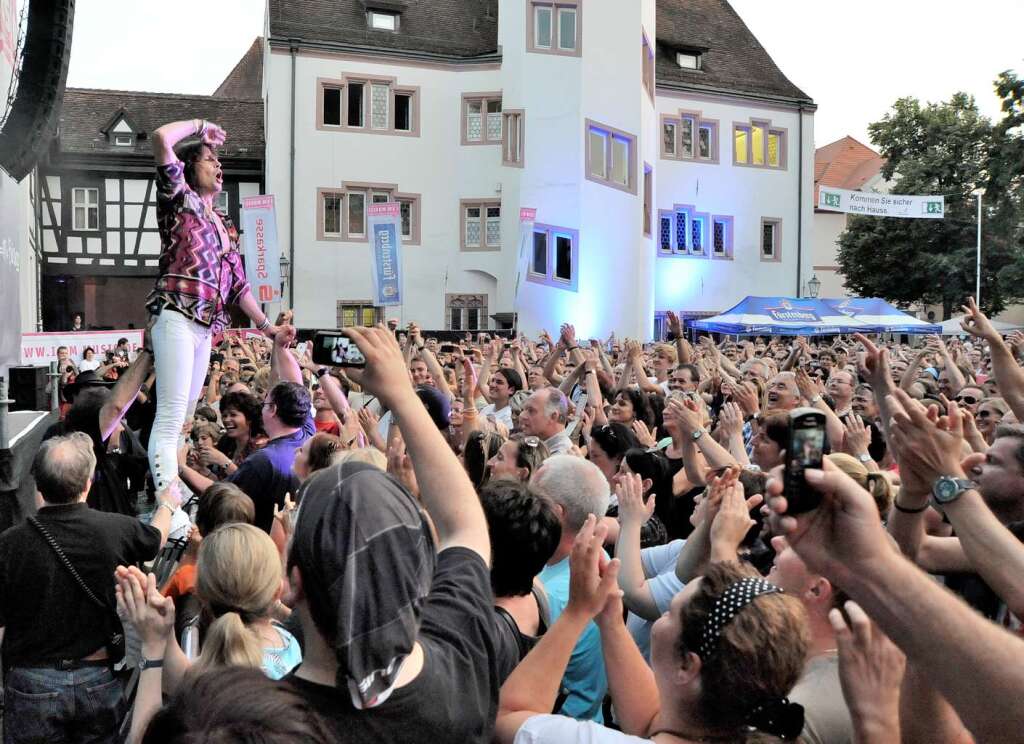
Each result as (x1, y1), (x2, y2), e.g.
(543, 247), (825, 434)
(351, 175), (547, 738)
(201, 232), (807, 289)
(806, 273), (821, 299)
(279, 254), (291, 307)
(974, 188), (985, 307)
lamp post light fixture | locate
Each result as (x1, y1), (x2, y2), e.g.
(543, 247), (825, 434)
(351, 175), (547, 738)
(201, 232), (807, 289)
(279, 254), (291, 306)
(806, 273), (821, 299)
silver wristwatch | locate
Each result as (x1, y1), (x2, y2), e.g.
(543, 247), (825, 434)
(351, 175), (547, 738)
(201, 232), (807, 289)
(930, 476), (974, 509)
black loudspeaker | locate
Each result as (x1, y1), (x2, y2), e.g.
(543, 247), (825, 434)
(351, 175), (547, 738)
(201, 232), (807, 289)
(0, 0), (75, 182)
(8, 365), (49, 412)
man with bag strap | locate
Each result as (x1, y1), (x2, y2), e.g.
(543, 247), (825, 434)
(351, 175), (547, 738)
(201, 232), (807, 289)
(0, 433), (173, 744)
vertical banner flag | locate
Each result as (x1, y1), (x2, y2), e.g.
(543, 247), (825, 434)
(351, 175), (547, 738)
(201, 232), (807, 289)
(368, 202), (403, 306)
(241, 195), (283, 303)
(818, 186), (944, 219)
(513, 208), (537, 314)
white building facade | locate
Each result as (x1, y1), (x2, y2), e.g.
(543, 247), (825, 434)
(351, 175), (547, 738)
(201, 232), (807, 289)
(265, 0), (815, 339)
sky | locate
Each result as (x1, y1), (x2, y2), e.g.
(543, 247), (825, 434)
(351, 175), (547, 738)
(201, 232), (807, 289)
(57, 0), (1024, 150)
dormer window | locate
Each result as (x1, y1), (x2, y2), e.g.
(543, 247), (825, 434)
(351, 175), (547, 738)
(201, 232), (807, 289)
(368, 10), (398, 30)
(676, 51), (702, 70)
(114, 134), (133, 147)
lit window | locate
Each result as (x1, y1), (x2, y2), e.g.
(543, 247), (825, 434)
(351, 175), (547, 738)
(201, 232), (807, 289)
(734, 126), (750, 164)
(768, 130), (783, 167)
(338, 302), (382, 328)
(752, 123), (766, 166)
(735, 120), (786, 169)
(368, 11), (397, 30)
(72, 187), (99, 231)
(676, 51), (701, 69)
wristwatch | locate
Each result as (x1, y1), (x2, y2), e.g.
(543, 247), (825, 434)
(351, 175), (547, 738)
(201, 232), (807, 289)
(139, 657), (164, 672)
(690, 428), (705, 441)
(857, 453), (872, 464)
(930, 476), (974, 508)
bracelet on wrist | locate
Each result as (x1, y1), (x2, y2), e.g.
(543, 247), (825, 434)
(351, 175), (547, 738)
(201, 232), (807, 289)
(893, 500), (928, 514)
(257, 317), (271, 332)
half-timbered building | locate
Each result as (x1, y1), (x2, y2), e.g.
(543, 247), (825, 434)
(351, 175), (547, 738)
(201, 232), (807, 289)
(34, 43), (265, 330)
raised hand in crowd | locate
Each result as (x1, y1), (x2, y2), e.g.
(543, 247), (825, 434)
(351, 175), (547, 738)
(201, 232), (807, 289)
(829, 601), (905, 744)
(708, 473), (758, 563)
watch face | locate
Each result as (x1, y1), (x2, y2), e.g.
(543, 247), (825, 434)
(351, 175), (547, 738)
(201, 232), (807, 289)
(935, 479), (957, 501)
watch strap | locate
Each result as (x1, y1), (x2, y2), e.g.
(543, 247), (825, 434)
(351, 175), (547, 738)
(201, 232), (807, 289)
(139, 657), (164, 671)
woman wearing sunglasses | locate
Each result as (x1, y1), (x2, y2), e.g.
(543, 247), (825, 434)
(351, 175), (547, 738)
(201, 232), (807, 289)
(976, 397), (1010, 445)
(488, 434), (551, 483)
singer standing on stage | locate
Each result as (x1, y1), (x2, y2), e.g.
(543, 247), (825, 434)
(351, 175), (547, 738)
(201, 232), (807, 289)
(146, 119), (279, 500)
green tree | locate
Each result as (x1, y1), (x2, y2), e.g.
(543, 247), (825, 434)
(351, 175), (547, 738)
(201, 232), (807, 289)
(836, 92), (1019, 318)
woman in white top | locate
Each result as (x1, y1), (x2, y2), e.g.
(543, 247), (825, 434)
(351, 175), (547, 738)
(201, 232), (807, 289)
(79, 346), (101, 372)
(496, 509), (808, 744)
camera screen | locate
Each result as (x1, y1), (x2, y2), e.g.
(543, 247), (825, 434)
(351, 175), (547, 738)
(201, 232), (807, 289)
(792, 425), (825, 468)
(320, 335), (366, 366)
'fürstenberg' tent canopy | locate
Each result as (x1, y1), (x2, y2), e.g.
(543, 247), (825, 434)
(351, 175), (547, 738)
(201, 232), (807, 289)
(689, 297), (941, 336)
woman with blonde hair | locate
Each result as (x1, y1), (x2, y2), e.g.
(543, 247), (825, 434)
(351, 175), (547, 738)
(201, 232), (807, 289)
(129, 523), (302, 696)
(826, 452), (894, 518)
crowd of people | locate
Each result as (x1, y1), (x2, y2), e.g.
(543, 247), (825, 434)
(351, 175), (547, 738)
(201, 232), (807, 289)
(2, 119), (1024, 744)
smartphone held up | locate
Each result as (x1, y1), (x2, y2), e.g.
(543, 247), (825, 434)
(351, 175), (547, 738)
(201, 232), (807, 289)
(311, 331), (367, 368)
(783, 407), (827, 514)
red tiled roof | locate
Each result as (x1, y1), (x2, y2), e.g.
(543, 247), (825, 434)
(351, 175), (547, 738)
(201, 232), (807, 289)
(814, 136), (886, 202)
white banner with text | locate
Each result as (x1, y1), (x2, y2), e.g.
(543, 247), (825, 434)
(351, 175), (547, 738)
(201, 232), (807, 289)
(818, 186), (944, 219)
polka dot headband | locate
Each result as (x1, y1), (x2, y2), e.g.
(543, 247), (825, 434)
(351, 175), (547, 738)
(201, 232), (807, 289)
(697, 577), (783, 660)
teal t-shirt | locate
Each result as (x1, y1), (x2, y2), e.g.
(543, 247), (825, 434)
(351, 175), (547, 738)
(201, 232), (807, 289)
(539, 556), (607, 722)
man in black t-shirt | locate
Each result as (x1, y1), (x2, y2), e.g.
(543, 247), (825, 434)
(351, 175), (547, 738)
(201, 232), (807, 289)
(280, 326), (499, 744)
(0, 433), (173, 744)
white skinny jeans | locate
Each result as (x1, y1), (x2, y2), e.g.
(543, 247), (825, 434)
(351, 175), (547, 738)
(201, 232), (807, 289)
(147, 309), (212, 494)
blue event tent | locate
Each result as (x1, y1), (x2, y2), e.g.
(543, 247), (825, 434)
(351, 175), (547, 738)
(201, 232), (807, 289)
(689, 296), (940, 336)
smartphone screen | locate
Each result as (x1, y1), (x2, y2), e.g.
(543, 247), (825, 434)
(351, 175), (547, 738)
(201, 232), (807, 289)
(311, 331), (367, 368)
(784, 408), (826, 513)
